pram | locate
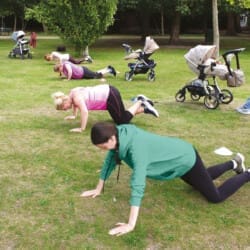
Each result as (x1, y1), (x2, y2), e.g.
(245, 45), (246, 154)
(122, 36), (159, 82)
(8, 30), (32, 59)
(175, 45), (245, 109)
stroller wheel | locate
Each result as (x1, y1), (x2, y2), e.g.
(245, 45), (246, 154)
(125, 72), (133, 81)
(28, 53), (32, 59)
(190, 93), (200, 101)
(148, 72), (155, 82)
(175, 91), (186, 102)
(204, 94), (219, 109)
(219, 89), (233, 104)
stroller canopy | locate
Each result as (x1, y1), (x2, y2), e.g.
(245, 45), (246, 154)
(124, 36), (159, 60)
(184, 45), (217, 66)
(11, 30), (25, 41)
(143, 36), (160, 54)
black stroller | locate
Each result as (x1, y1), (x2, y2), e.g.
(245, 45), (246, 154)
(175, 45), (245, 109)
(122, 36), (159, 82)
(8, 31), (32, 59)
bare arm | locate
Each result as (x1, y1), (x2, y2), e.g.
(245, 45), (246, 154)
(69, 94), (88, 132)
(64, 106), (78, 120)
(108, 206), (140, 236)
(65, 63), (73, 80)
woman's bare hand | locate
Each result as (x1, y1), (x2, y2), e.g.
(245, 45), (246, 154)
(64, 115), (76, 120)
(69, 128), (82, 133)
(109, 222), (134, 236)
(80, 189), (101, 198)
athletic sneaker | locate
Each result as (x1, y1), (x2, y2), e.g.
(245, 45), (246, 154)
(85, 55), (93, 63)
(131, 94), (154, 106)
(236, 98), (250, 115)
(137, 94), (154, 106)
(142, 100), (159, 117)
(232, 153), (246, 174)
(108, 65), (116, 77)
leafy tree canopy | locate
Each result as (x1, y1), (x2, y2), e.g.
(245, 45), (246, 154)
(26, 0), (118, 53)
(227, 0), (250, 8)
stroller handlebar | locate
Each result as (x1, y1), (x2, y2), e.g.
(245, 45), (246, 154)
(122, 43), (132, 54)
(222, 48), (245, 57)
(222, 48), (245, 70)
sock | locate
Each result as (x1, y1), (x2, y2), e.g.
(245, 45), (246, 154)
(231, 160), (237, 169)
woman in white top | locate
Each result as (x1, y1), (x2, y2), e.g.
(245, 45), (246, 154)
(44, 51), (92, 64)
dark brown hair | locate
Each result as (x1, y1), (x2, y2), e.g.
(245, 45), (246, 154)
(91, 122), (117, 145)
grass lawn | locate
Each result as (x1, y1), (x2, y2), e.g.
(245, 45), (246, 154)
(0, 34), (249, 249)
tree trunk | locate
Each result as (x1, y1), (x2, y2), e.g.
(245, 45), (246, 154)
(42, 24), (48, 33)
(13, 15), (17, 31)
(169, 11), (180, 45)
(226, 12), (237, 35)
(212, 0), (219, 57)
(83, 46), (89, 57)
(138, 10), (150, 40)
(161, 9), (164, 36)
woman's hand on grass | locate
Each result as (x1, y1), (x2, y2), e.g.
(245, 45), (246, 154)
(64, 115), (76, 120)
(80, 189), (101, 198)
(69, 128), (82, 133)
(109, 222), (134, 236)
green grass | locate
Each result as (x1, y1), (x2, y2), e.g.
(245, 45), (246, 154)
(0, 34), (249, 249)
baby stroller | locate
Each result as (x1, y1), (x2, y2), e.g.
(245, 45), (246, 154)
(8, 30), (32, 59)
(175, 45), (245, 109)
(122, 36), (159, 82)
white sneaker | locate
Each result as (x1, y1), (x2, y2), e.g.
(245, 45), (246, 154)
(132, 94), (154, 106)
(142, 100), (159, 117)
(232, 153), (246, 174)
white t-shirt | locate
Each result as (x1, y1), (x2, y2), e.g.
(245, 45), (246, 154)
(51, 51), (70, 62)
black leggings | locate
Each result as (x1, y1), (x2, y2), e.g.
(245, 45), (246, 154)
(106, 86), (133, 124)
(69, 56), (85, 65)
(82, 66), (103, 79)
(181, 151), (250, 203)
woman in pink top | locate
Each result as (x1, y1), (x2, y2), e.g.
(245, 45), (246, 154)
(52, 84), (159, 132)
(53, 61), (116, 80)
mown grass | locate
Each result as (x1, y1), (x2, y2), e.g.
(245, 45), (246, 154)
(0, 34), (249, 250)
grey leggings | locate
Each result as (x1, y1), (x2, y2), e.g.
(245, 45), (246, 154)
(181, 150), (250, 203)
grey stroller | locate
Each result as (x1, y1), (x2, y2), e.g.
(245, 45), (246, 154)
(175, 45), (245, 109)
(8, 31), (32, 59)
(122, 36), (159, 82)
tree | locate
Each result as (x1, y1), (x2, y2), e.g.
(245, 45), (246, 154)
(26, 0), (118, 54)
(0, 0), (39, 30)
(212, 0), (220, 56)
(227, 0), (250, 8)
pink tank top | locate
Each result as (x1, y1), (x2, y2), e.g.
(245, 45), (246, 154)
(70, 85), (110, 110)
(63, 62), (84, 79)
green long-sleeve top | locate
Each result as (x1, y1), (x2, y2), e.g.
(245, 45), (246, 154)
(100, 124), (196, 206)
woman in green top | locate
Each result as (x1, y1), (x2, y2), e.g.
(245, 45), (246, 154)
(81, 122), (250, 236)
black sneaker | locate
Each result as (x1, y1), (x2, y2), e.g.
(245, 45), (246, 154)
(232, 153), (246, 174)
(142, 100), (159, 117)
(108, 65), (116, 77)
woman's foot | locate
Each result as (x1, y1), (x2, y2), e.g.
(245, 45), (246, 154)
(132, 94), (154, 106)
(232, 153), (246, 174)
(142, 100), (159, 117)
(108, 65), (116, 76)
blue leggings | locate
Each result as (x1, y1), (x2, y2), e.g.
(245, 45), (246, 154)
(181, 151), (250, 203)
